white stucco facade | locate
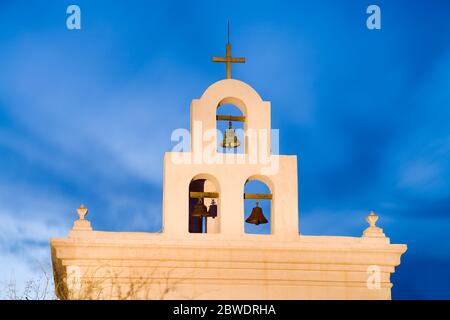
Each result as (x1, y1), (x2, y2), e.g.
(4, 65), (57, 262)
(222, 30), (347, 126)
(50, 79), (407, 300)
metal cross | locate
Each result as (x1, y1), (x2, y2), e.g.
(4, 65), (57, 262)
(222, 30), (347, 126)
(212, 24), (245, 79)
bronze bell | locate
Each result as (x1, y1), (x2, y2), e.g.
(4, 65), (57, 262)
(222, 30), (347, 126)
(222, 120), (240, 149)
(208, 199), (218, 218)
(245, 201), (268, 225)
(192, 198), (209, 217)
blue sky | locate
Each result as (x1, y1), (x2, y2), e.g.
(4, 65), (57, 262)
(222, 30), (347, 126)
(0, 0), (449, 299)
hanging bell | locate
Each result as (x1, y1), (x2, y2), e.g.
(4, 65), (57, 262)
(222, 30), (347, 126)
(208, 199), (218, 218)
(245, 201), (268, 225)
(222, 120), (240, 149)
(192, 198), (209, 217)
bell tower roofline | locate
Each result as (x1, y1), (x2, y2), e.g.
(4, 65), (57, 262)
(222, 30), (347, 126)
(200, 79), (264, 109)
(190, 78), (271, 157)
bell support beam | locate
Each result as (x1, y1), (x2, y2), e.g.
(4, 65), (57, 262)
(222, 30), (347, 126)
(243, 193), (273, 200)
(190, 192), (219, 199)
(216, 115), (246, 122)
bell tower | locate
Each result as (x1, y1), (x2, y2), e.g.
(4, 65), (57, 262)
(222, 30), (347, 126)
(50, 32), (407, 300)
(162, 37), (299, 240)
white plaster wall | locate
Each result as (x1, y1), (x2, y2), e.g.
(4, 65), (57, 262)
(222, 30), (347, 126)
(51, 236), (406, 300)
(163, 153), (299, 240)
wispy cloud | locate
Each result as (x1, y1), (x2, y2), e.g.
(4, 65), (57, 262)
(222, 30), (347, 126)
(0, 183), (70, 294)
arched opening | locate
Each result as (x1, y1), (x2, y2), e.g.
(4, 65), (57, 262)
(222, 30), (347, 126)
(243, 179), (272, 234)
(216, 101), (245, 154)
(188, 175), (220, 233)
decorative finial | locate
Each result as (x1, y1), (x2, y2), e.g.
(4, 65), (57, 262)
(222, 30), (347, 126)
(76, 204), (88, 220)
(212, 23), (245, 79)
(363, 210), (386, 238)
(70, 203), (93, 234)
(366, 211), (378, 228)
